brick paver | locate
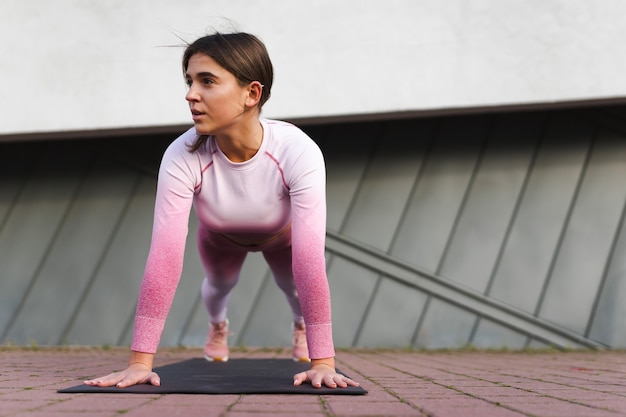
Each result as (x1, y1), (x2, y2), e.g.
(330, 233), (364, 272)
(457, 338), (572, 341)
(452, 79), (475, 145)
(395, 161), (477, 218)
(1, 347), (626, 416)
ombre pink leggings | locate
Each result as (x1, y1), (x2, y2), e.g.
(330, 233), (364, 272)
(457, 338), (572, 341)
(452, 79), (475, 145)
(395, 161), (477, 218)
(197, 227), (303, 325)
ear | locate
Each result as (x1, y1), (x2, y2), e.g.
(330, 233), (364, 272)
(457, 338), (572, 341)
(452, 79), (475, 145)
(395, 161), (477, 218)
(244, 81), (263, 108)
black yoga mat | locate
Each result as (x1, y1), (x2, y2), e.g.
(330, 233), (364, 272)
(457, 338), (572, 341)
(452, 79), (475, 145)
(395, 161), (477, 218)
(59, 358), (367, 395)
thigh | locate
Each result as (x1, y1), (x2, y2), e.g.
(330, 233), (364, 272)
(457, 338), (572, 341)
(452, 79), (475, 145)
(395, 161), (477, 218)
(262, 243), (293, 278)
(197, 228), (247, 279)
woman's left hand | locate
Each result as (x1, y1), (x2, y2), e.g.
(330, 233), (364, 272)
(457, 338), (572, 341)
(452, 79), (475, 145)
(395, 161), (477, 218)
(293, 359), (360, 388)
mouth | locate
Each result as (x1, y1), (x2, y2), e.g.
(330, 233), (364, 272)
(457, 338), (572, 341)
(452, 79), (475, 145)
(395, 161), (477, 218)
(191, 109), (205, 120)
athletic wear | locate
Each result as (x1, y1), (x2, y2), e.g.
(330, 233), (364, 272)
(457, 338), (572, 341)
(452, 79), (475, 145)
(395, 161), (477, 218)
(131, 119), (334, 360)
(204, 320), (230, 362)
(292, 322), (310, 362)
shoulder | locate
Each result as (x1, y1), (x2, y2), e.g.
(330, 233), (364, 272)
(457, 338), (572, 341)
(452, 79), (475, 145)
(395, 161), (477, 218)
(262, 120), (325, 187)
(264, 118), (308, 139)
(263, 119), (321, 156)
(158, 128), (211, 185)
(161, 127), (215, 167)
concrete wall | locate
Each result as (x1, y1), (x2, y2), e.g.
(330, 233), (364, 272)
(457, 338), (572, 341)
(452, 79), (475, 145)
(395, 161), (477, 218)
(3, 0), (626, 136)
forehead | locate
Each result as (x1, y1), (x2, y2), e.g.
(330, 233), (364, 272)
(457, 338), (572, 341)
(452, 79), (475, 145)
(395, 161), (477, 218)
(185, 53), (229, 77)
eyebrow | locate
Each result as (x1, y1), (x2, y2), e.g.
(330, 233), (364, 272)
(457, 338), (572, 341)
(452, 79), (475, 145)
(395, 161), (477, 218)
(185, 71), (219, 79)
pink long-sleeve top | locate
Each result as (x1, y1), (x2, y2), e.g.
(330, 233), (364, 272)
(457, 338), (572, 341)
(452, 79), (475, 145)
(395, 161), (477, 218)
(131, 119), (334, 359)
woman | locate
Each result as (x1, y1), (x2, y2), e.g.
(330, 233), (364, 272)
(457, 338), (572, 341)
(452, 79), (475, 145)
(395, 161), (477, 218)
(83, 32), (359, 389)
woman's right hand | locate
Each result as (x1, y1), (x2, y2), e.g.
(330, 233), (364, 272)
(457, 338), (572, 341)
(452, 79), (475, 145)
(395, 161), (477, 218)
(83, 351), (159, 388)
(83, 362), (160, 388)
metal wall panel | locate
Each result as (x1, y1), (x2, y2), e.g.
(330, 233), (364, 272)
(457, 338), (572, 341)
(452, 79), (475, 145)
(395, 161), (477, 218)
(415, 299), (476, 349)
(2, 106), (626, 351)
(63, 175), (155, 346)
(487, 113), (590, 315)
(0, 144), (88, 341)
(539, 128), (626, 333)
(588, 203), (626, 346)
(391, 116), (486, 272)
(322, 122), (383, 347)
(439, 113), (542, 292)
(4, 159), (139, 344)
(327, 260), (379, 347)
(357, 278), (428, 348)
(471, 319), (527, 349)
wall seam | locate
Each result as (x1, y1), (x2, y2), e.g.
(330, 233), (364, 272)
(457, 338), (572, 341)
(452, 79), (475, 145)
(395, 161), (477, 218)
(1, 151), (93, 344)
(528, 116), (597, 346)
(467, 112), (549, 345)
(58, 172), (143, 345)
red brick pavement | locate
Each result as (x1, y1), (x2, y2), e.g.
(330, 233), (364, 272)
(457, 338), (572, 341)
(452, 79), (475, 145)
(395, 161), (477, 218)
(1, 346), (626, 416)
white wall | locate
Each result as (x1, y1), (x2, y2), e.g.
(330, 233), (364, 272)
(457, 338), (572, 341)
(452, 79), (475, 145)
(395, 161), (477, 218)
(2, 0), (626, 136)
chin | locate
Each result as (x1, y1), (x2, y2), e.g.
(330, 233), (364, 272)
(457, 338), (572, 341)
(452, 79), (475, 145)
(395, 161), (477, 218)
(193, 124), (212, 135)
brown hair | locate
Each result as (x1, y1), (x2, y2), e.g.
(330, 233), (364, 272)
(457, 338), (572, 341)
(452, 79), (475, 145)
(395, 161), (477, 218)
(183, 32), (274, 152)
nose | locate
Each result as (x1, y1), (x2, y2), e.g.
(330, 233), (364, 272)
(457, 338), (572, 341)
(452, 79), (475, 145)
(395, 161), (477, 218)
(186, 84), (200, 102)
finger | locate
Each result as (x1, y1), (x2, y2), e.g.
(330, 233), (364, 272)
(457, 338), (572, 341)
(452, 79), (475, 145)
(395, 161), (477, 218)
(83, 375), (109, 385)
(334, 373), (357, 388)
(84, 372), (122, 387)
(115, 377), (135, 388)
(344, 377), (360, 387)
(91, 378), (119, 387)
(144, 372), (161, 387)
(116, 372), (144, 388)
(310, 373), (324, 388)
(293, 371), (307, 386)
(312, 374), (332, 388)
(323, 374), (337, 388)
(335, 375), (348, 388)
(151, 373), (161, 386)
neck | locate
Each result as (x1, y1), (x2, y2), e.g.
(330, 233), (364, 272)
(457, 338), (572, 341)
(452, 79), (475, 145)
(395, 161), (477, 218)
(216, 116), (263, 162)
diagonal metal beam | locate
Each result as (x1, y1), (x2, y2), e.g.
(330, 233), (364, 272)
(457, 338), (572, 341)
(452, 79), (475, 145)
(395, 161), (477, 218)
(325, 230), (606, 350)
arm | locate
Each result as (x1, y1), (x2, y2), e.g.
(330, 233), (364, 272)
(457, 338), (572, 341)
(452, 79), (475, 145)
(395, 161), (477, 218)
(132, 142), (197, 354)
(84, 136), (198, 387)
(285, 137), (359, 388)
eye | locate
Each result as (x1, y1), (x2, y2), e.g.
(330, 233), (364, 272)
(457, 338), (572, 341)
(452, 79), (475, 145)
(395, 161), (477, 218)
(184, 77), (215, 88)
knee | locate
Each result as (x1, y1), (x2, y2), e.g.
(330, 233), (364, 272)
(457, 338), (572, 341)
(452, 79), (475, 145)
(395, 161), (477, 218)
(202, 275), (238, 294)
(273, 273), (297, 292)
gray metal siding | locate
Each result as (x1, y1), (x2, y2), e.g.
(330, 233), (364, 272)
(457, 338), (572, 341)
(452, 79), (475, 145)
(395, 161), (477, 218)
(1, 106), (625, 350)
